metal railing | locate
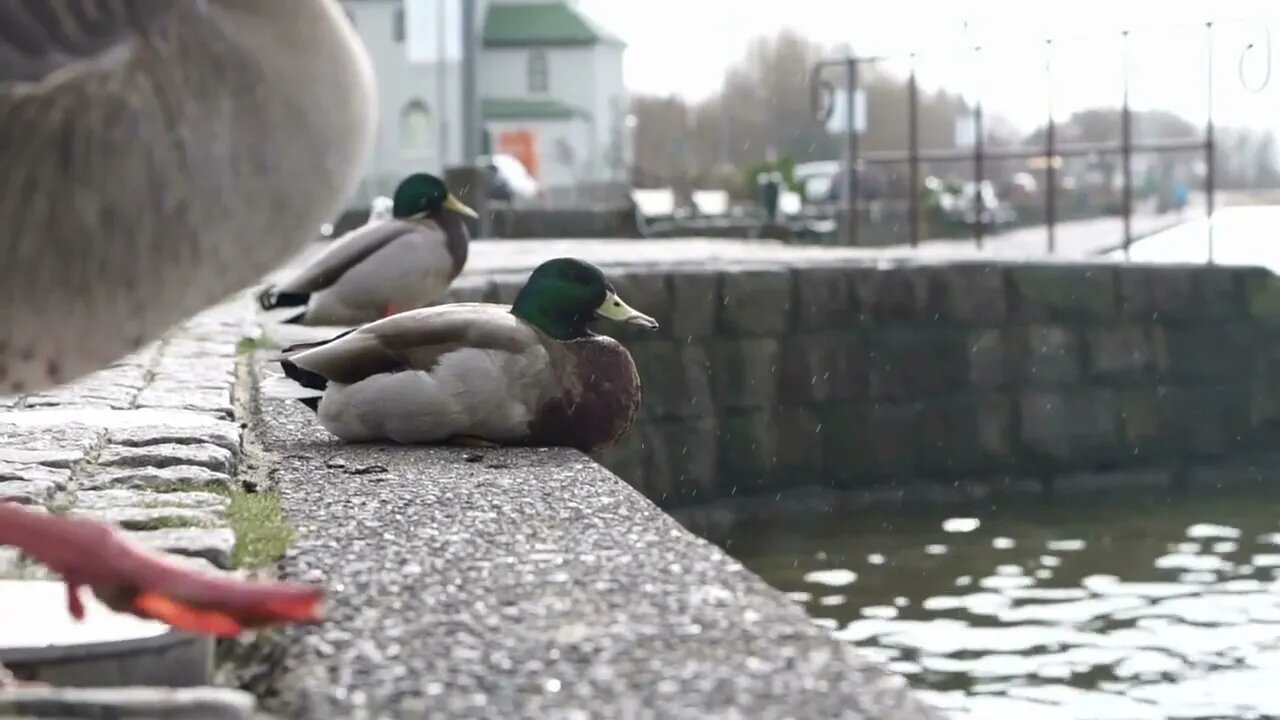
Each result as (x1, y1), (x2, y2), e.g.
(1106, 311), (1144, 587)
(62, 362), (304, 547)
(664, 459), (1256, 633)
(810, 21), (1273, 260)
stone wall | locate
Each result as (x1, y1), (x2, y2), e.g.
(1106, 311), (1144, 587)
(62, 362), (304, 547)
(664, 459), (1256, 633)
(464, 260), (1280, 507)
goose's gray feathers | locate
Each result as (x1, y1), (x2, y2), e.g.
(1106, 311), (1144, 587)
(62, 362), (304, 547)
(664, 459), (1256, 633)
(1, 0), (375, 395)
(0, 1), (174, 85)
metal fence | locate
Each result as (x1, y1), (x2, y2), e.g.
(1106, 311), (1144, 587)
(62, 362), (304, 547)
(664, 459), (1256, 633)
(810, 21), (1273, 260)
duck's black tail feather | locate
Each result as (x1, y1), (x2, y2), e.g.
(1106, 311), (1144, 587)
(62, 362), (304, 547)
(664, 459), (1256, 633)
(277, 327), (358, 359)
(279, 357), (329, 393)
(278, 356), (327, 414)
(257, 286), (310, 311)
(275, 327), (362, 412)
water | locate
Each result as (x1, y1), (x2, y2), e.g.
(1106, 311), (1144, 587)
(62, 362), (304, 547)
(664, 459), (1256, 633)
(720, 490), (1280, 720)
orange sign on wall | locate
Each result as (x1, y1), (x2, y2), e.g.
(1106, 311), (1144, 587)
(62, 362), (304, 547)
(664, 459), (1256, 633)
(496, 130), (539, 180)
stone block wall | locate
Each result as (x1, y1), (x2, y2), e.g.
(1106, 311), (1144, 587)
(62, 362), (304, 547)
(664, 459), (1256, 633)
(454, 260), (1280, 507)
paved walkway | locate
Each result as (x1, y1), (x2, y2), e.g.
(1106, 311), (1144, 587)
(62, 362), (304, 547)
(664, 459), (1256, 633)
(258, 210), (1195, 350)
(267, 211), (1188, 300)
(1111, 205), (1280, 269)
(463, 210), (1182, 272)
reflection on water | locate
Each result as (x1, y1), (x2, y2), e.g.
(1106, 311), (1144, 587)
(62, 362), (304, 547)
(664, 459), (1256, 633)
(720, 491), (1280, 720)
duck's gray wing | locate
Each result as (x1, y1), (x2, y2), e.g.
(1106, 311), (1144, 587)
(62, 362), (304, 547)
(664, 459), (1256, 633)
(273, 221), (421, 295)
(284, 303), (543, 385)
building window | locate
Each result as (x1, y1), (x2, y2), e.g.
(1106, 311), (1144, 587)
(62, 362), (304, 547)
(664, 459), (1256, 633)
(527, 49), (548, 93)
(400, 101), (433, 155)
(393, 7), (405, 42)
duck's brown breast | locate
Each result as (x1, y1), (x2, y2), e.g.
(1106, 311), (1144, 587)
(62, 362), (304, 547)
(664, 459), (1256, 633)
(525, 336), (642, 453)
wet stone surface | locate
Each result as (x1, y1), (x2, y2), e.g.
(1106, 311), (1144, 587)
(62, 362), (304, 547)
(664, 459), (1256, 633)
(127, 527), (238, 569)
(96, 442), (236, 475)
(0, 464), (71, 488)
(0, 686), (256, 720)
(0, 549), (22, 577)
(0, 481), (58, 506)
(75, 465), (233, 493)
(0, 299), (259, 716)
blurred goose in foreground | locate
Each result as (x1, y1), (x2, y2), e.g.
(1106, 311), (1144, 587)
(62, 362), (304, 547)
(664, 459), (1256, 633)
(0, 0), (371, 641)
(0, 0), (376, 397)
(276, 258), (658, 452)
(257, 173), (478, 326)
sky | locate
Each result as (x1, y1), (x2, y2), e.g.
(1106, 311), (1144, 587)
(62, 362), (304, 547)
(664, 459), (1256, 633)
(577, 0), (1280, 133)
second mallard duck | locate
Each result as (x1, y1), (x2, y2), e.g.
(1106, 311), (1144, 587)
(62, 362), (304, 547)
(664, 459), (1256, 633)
(258, 173), (478, 325)
(276, 258), (657, 453)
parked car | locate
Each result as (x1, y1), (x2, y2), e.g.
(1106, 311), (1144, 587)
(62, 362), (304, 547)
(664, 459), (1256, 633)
(796, 162), (889, 205)
(793, 161), (841, 203)
(479, 153), (540, 202)
(935, 179), (1016, 228)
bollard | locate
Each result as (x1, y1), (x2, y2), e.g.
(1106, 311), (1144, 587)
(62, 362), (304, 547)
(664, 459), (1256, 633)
(757, 171), (781, 224)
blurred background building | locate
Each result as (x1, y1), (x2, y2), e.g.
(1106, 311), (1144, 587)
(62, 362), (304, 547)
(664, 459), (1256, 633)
(335, 1), (1279, 244)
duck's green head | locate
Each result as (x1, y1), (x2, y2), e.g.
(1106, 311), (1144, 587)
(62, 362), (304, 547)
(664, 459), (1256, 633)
(392, 173), (479, 220)
(511, 258), (659, 341)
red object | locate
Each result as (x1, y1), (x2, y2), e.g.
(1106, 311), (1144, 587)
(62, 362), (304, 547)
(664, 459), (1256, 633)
(497, 130), (539, 180)
(0, 502), (324, 637)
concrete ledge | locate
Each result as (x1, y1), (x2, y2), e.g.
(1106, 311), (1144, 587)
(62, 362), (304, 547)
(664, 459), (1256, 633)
(254, 397), (939, 719)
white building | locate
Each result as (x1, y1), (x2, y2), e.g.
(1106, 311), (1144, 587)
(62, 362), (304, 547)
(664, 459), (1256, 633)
(341, 0), (630, 204)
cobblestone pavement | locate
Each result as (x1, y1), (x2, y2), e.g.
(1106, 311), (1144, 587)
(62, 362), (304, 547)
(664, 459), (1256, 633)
(0, 296), (261, 719)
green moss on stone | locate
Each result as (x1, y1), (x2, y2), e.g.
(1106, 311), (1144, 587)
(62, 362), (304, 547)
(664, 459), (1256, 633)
(227, 488), (293, 569)
(137, 481), (294, 569)
(235, 334), (269, 355)
(127, 514), (206, 531)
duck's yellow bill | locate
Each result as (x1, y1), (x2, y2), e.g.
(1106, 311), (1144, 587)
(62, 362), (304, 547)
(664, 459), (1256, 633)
(596, 291), (658, 330)
(443, 193), (479, 219)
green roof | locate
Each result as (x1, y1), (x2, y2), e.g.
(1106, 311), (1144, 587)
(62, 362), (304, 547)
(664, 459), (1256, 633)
(482, 2), (624, 48)
(482, 97), (588, 121)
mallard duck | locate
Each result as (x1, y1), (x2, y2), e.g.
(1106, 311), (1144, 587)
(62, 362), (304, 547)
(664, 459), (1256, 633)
(0, 0), (375, 396)
(257, 173), (478, 326)
(276, 258), (658, 452)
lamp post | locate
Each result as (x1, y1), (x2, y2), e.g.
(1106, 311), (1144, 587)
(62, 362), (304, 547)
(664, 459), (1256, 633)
(455, 0), (488, 238)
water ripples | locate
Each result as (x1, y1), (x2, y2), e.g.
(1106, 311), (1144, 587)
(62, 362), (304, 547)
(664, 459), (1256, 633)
(722, 492), (1280, 719)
